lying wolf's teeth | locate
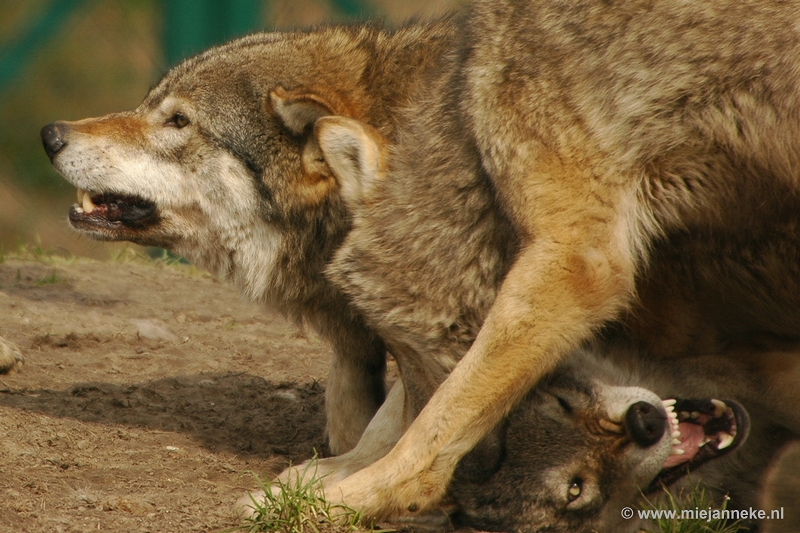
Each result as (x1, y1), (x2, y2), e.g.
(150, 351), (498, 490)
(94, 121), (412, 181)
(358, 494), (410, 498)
(672, 438), (681, 445)
(671, 430), (681, 438)
(690, 411), (700, 419)
(599, 419), (624, 433)
(711, 399), (727, 417)
(717, 433), (735, 450)
(662, 399), (677, 407)
(82, 190), (96, 214)
(671, 447), (685, 455)
(77, 188), (84, 204)
(679, 411), (690, 420)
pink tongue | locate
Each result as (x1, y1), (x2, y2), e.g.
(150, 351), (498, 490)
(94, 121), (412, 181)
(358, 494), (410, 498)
(662, 422), (705, 469)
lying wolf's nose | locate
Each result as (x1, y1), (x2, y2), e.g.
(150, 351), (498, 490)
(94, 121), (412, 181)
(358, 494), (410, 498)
(41, 122), (68, 160)
(625, 401), (666, 448)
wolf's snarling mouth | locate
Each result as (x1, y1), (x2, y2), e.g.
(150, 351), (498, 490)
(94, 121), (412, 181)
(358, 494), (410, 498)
(648, 398), (748, 492)
(70, 188), (158, 235)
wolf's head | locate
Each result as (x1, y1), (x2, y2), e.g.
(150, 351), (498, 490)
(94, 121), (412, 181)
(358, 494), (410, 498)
(450, 350), (749, 533)
(40, 23), (451, 310)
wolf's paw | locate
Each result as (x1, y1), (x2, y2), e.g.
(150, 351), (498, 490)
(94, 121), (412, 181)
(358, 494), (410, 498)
(234, 489), (268, 520)
(0, 337), (23, 374)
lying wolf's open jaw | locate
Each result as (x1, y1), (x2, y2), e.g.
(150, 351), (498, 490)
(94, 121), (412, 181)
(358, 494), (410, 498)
(650, 397), (748, 492)
(451, 373), (751, 533)
(71, 188), (159, 239)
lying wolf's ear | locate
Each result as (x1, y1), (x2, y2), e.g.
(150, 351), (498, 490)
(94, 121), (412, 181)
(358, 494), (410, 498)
(269, 86), (341, 135)
(314, 116), (387, 210)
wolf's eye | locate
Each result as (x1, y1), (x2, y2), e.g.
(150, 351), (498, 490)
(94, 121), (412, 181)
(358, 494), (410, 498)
(567, 478), (583, 502)
(166, 113), (190, 128)
(556, 395), (573, 413)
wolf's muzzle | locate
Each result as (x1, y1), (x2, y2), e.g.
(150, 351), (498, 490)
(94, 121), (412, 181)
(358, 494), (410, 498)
(41, 122), (68, 161)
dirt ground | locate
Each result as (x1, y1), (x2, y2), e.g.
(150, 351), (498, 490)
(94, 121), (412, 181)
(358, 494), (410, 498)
(0, 252), (342, 533)
(3, 251), (800, 533)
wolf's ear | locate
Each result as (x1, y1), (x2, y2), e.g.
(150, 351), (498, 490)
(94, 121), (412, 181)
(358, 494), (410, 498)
(314, 116), (386, 210)
(269, 86), (341, 135)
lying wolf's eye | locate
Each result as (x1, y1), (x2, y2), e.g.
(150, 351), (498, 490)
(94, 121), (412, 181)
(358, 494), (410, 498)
(556, 395), (573, 413)
(567, 478), (583, 502)
(166, 113), (190, 128)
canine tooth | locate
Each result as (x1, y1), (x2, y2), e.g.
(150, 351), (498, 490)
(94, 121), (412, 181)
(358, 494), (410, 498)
(599, 419), (624, 433)
(77, 188), (84, 203)
(82, 190), (96, 214)
(711, 399), (727, 417)
(662, 399), (677, 407)
(717, 433), (735, 450)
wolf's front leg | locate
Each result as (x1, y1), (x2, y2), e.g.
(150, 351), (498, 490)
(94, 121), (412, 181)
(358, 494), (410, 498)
(324, 190), (641, 521)
(324, 325), (387, 455)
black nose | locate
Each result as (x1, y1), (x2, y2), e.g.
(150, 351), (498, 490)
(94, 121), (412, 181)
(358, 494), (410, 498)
(625, 401), (666, 448)
(41, 122), (68, 160)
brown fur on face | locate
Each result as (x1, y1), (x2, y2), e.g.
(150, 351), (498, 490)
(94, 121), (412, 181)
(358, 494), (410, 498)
(314, 0), (800, 522)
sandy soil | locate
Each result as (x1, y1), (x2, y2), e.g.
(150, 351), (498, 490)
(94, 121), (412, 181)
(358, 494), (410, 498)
(2, 252), (799, 533)
(0, 253), (338, 533)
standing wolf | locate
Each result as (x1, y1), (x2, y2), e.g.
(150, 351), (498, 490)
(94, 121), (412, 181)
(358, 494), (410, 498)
(40, 20), (455, 455)
(310, 0), (800, 520)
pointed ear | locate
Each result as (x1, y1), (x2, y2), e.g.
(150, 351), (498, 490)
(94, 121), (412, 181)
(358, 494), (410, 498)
(314, 116), (387, 210)
(269, 86), (339, 135)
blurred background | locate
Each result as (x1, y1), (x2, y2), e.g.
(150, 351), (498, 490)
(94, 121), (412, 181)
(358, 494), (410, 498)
(0, 0), (462, 259)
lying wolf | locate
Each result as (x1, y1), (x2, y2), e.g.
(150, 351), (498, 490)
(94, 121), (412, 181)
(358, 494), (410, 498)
(39, 20), (455, 454)
(246, 114), (800, 531)
(255, 339), (800, 532)
(450, 344), (800, 533)
(309, 0), (800, 519)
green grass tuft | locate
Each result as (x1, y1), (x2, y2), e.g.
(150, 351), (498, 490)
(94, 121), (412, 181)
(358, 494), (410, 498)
(34, 269), (61, 285)
(230, 459), (367, 533)
(642, 480), (747, 533)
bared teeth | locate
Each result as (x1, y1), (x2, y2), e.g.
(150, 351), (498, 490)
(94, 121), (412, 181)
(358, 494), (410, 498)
(717, 433), (735, 450)
(599, 419), (625, 434)
(670, 447), (685, 456)
(662, 399), (681, 444)
(81, 190), (96, 214)
(77, 188), (84, 204)
(711, 399), (728, 418)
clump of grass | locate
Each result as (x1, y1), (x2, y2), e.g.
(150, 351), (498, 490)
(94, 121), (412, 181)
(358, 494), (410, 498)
(642, 480), (746, 533)
(8, 240), (74, 265)
(232, 459), (366, 533)
(35, 268), (61, 285)
(110, 245), (207, 276)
